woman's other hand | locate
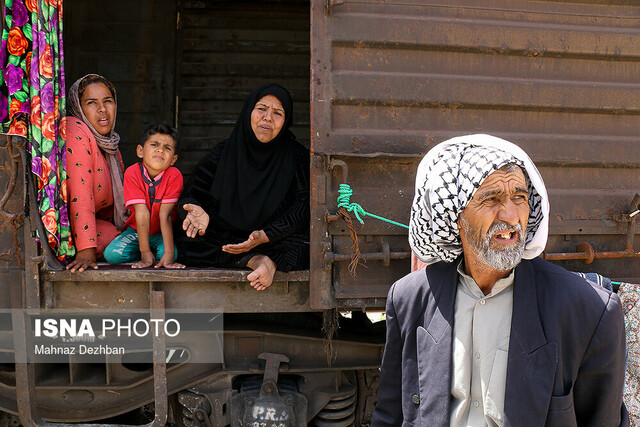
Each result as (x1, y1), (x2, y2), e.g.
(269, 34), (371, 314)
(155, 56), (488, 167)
(222, 230), (269, 254)
(66, 248), (98, 272)
(182, 204), (209, 238)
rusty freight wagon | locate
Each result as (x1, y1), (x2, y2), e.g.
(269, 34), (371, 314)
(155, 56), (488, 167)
(0, 0), (639, 425)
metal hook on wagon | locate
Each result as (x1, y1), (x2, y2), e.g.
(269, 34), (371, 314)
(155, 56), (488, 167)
(325, 0), (345, 15)
(543, 193), (640, 264)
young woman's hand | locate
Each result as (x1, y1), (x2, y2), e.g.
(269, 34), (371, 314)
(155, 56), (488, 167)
(66, 248), (98, 272)
(222, 230), (269, 254)
(182, 204), (210, 238)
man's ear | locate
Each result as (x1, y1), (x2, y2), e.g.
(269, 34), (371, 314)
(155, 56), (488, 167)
(136, 144), (144, 159)
(170, 154), (178, 166)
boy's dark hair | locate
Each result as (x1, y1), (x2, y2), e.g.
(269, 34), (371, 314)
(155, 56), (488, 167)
(140, 121), (179, 153)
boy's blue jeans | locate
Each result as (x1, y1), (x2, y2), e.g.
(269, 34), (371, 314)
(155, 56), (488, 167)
(103, 226), (178, 264)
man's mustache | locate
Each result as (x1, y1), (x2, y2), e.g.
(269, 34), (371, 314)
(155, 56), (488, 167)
(486, 222), (524, 240)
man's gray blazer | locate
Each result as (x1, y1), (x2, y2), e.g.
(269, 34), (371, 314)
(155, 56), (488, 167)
(371, 257), (628, 426)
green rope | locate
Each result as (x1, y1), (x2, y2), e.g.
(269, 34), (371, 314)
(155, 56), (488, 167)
(337, 184), (409, 229)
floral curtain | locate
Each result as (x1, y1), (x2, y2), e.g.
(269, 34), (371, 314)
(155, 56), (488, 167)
(0, 0), (72, 263)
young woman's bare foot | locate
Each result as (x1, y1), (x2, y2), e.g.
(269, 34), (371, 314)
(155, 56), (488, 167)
(246, 255), (276, 291)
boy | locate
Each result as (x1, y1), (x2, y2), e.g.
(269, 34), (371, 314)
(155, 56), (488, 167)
(104, 122), (184, 269)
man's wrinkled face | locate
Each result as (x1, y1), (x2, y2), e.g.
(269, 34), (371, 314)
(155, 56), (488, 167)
(458, 166), (530, 271)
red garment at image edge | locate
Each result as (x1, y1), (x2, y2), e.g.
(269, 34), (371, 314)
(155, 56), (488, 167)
(123, 163), (183, 236)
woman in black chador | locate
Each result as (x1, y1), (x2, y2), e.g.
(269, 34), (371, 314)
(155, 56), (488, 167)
(177, 83), (309, 290)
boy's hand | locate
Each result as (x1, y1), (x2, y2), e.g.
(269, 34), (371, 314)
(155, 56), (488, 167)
(66, 248), (98, 272)
(182, 204), (209, 238)
(222, 230), (269, 254)
(132, 251), (155, 269)
(155, 253), (185, 269)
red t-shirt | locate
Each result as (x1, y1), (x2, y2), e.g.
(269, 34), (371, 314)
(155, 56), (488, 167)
(123, 163), (183, 236)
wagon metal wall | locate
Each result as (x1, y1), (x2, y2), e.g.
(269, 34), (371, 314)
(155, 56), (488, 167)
(0, 140), (24, 298)
(311, 0), (640, 309)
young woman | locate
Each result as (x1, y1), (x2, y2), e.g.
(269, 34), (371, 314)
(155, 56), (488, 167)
(65, 74), (127, 272)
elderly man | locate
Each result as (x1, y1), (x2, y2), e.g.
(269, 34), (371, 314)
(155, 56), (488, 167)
(371, 135), (628, 426)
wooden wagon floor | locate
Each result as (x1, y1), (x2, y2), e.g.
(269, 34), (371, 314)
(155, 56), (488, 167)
(42, 266), (310, 283)
(39, 267), (312, 312)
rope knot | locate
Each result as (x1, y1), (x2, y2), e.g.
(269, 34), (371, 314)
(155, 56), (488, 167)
(336, 183), (409, 229)
(334, 183), (408, 276)
(337, 184), (366, 224)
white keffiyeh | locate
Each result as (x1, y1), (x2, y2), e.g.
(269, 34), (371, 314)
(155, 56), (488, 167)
(409, 134), (549, 265)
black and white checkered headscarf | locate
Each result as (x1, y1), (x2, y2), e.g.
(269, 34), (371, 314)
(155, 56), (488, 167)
(409, 134), (549, 265)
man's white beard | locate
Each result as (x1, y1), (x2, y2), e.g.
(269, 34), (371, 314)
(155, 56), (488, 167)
(460, 218), (526, 271)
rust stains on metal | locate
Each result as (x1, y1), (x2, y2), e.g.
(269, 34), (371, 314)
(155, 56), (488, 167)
(544, 194), (640, 264)
(0, 141), (22, 221)
(0, 136), (25, 267)
(325, 247), (411, 264)
(543, 240), (640, 264)
(0, 225), (22, 269)
(324, 0), (344, 16)
(150, 289), (169, 427)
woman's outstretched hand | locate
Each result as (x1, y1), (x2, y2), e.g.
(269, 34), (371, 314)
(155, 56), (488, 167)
(182, 204), (209, 238)
(222, 230), (269, 254)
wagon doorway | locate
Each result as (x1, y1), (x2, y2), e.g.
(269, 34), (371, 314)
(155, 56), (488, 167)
(176, 0), (311, 178)
(65, 0), (311, 176)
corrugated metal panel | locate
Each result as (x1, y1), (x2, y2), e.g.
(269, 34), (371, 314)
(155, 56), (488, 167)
(311, 0), (640, 307)
(64, 0), (177, 166)
(177, 0), (310, 177)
